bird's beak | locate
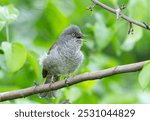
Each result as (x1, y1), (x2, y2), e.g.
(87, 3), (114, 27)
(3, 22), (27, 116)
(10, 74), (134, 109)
(81, 34), (88, 38)
(79, 34), (87, 43)
(77, 34), (88, 39)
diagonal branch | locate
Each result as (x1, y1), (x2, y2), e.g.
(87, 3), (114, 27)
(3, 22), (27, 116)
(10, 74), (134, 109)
(91, 0), (150, 30)
(0, 61), (147, 102)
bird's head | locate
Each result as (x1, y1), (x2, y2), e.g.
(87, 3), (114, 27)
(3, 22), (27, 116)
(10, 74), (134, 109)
(60, 25), (86, 44)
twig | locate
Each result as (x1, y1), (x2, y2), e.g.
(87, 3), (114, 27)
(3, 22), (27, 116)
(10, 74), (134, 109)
(5, 24), (10, 42)
(91, 0), (150, 30)
(86, 4), (96, 11)
(115, 8), (121, 20)
(119, 4), (126, 10)
(128, 22), (134, 34)
(0, 61), (147, 102)
(143, 22), (150, 29)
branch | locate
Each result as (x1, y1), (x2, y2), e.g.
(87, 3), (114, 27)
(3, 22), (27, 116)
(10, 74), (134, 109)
(0, 61), (147, 102)
(91, 0), (150, 30)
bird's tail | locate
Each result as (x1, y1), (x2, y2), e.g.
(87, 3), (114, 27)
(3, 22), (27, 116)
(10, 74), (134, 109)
(39, 75), (59, 98)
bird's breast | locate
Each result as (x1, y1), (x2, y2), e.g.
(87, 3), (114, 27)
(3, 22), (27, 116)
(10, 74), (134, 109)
(58, 47), (83, 74)
(44, 41), (83, 75)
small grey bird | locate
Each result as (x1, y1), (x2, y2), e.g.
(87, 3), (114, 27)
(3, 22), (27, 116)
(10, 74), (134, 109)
(40, 25), (85, 98)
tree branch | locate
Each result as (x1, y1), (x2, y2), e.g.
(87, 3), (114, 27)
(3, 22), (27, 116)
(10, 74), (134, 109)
(91, 0), (150, 30)
(0, 61), (147, 102)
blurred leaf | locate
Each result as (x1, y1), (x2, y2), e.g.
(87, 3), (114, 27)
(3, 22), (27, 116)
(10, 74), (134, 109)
(94, 13), (111, 51)
(138, 62), (150, 89)
(80, 81), (96, 91)
(27, 51), (39, 79)
(51, 0), (75, 16)
(0, 47), (4, 54)
(128, 0), (147, 20)
(69, 87), (82, 102)
(122, 27), (143, 51)
(1, 42), (27, 72)
(0, 70), (4, 79)
(122, 0), (147, 51)
(138, 91), (150, 103)
(0, 4), (19, 23)
(0, 85), (19, 92)
(74, 90), (99, 104)
(0, 4), (19, 31)
(112, 37), (121, 56)
(101, 93), (137, 103)
(90, 53), (118, 70)
(0, 21), (5, 31)
(0, 54), (7, 70)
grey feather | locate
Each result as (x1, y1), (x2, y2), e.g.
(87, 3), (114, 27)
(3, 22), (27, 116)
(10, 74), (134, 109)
(40, 25), (85, 98)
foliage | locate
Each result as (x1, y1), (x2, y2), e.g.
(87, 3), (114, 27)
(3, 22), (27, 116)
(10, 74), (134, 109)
(138, 61), (150, 89)
(0, 0), (150, 104)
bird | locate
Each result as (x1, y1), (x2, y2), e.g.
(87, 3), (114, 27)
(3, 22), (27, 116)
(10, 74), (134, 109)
(39, 25), (85, 98)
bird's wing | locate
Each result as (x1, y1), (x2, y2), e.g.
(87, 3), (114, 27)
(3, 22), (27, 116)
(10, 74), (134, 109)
(47, 43), (57, 54)
(42, 40), (58, 78)
(47, 39), (63, 54)
(43, 37), (65, 78)
(42, 39), (62, 78)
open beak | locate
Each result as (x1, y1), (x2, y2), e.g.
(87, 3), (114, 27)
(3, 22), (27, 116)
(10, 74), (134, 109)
(77, 34), (88, 39)
(77, 34), (87, 43)
(81, 34), (88, 38)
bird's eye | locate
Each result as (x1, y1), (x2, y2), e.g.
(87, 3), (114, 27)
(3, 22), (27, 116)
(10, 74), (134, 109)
(72, 33), (75, 37)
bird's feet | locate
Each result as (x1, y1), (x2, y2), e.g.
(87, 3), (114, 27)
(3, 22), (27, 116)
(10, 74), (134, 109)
(65, 76), (70, 86)
(34, 80), (40, 87)
(47, 79), (54, 89)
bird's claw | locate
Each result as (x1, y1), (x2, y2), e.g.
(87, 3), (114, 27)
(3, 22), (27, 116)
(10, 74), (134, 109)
(48, 80), (54, 89)
(34, 81), (39, 87)
(65, 77), (70, 86)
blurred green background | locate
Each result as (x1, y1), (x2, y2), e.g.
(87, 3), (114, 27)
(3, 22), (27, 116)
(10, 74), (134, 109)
(0, 0), (150, 104)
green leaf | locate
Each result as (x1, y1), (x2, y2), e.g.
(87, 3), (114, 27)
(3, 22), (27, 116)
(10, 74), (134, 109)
(69, 87), (82, 102)
(122, 0), (147, 51)
(0, 21), (5, 31)
(112, 37), (121, 56)
(0, 4), (19, 31)
(27, 51), (39, 79)
(122, 27), (143, 51)
(80, 81), (96, 90)
(94, 13), (111, 51)
(128, 0), (147, 20)
(1, 42), (27, 72)
(102, 93), (136, 103)
(138, 62), (150, 89)
(0, 55), (7, 70)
